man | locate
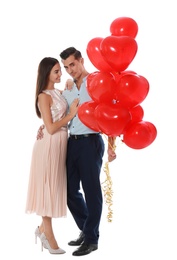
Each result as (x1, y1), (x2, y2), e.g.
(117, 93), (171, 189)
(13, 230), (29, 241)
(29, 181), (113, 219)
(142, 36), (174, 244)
(60, 47), (116, 256)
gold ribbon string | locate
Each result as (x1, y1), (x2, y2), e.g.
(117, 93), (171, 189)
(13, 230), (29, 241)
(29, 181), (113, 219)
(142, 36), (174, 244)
(102, 135), (116, 222)
(102, 161), (113, 222)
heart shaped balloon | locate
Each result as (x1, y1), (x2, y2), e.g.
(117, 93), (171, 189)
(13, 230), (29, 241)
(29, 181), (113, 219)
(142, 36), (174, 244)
(110, 17), (138, 38)
(123, 120), (157, 149)
(122, 105), (144, 134)
(95, 103), (131, 136)
(86, 37), (113, 72)
(87, 71), (117, 103)
(129, 105), (144, 123)
(114, 73), (149, 109)
(100, 35), (138, 72)
(78, 101), (100, 132)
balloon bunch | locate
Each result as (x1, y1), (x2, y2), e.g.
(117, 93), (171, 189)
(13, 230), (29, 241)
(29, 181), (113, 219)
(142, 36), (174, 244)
(78, 17), (157, 150)
(78, 17), (157, 222)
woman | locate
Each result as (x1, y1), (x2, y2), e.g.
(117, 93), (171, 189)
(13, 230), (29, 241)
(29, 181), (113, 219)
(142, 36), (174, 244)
(25, 57), (79, 254)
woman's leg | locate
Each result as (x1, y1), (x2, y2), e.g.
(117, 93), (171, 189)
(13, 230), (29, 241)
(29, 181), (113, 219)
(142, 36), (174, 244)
(38, 221), (44, 233)
(42, 216), (59, 249)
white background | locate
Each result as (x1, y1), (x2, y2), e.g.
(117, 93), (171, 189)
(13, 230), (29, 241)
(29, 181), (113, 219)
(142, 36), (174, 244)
(0, 0), (176, 259)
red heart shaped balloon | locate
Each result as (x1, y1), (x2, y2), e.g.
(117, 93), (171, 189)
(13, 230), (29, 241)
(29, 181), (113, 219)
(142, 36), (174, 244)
(122, 105), (144, 134)
(86, 37), (113, 72)
(129, 105), (144, 123)
(78, 101), (100, 132)
(87, 71), (117, 103)
(95, 103), (131, 136)
(110, 17), (138, 38)
(123, 120), (157, 149)
(114, 73), (149, 109)
(100, 36), (138, 72)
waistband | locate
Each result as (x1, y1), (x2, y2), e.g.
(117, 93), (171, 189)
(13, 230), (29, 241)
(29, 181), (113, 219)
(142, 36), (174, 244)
(69, 133), (99, 140)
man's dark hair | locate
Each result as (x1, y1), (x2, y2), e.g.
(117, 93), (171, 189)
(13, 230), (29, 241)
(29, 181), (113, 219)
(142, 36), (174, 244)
(60, 47), (82, 60)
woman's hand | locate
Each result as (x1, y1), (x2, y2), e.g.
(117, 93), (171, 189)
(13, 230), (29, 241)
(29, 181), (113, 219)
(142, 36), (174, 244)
(36, 124), (45, 140)
(69, 98), (79, 117)
(65, 79), (74, 90)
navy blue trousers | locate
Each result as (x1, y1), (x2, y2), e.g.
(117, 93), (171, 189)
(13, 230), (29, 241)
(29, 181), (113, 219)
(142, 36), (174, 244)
(66, 134), (105, 245)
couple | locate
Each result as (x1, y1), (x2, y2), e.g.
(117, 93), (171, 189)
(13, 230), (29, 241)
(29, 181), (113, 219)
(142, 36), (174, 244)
(25, 47), (116, 256)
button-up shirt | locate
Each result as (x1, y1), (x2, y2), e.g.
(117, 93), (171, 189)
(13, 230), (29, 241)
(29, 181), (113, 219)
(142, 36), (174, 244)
(62, 76), (98, 135)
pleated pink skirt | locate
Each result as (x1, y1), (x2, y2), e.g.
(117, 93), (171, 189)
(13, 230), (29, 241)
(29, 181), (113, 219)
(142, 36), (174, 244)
(25, 128), (67, 218)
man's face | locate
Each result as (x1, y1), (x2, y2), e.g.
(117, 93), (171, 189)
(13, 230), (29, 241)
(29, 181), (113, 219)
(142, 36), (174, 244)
(61, 55), (84, 80)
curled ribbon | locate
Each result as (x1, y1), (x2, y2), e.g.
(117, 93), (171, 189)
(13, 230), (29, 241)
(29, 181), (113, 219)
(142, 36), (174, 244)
(102, 135), (117, 222)
(102, 161), (113, 222)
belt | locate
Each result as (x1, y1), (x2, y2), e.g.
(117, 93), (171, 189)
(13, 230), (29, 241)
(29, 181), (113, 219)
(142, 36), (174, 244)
(69, 133), (99, 139)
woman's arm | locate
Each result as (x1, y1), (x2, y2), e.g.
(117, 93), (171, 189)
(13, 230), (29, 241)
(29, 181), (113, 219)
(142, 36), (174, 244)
(38, 93), (79, 135)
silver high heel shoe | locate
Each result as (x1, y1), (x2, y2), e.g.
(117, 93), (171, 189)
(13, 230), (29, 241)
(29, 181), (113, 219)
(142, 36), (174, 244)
(35, 227), (47, 249)
(40, 233), (66, 254)
(35, 227), (41, 244)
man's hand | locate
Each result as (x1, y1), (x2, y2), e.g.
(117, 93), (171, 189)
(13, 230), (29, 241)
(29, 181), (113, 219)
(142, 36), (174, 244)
(107, 147), (116, 162)
(107, 136), (117, 162)
(37, 124), (45, 140)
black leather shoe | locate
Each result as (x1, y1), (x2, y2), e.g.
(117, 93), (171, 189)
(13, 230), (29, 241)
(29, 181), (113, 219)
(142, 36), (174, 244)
(68, 231), (85, 246)
(72, 243), (98, 256)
